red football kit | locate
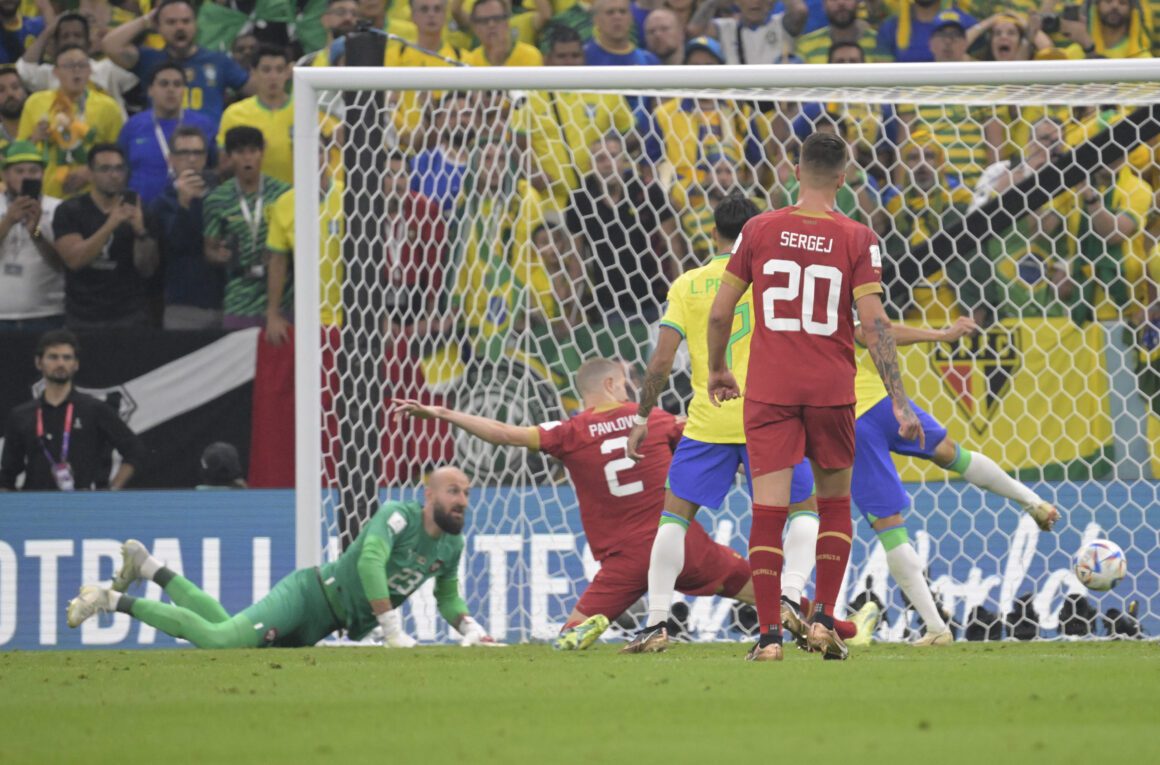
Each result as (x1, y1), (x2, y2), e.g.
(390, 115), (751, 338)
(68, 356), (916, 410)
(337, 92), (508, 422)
(532, 402), (750, 621)
(722, 205), (884, 474)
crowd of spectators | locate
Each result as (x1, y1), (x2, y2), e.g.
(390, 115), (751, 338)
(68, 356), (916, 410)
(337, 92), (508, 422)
(0, 0), (1155, 494)
(0, 0), (1154, 341)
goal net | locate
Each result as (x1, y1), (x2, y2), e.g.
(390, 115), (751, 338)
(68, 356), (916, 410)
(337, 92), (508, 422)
(293, 60), (1160, 644)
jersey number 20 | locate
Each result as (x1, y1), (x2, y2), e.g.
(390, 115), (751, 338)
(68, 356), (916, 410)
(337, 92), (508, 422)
(762, 259), (842, 336)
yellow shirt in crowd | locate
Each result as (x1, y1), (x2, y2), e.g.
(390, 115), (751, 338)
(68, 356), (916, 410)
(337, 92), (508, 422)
(512, 90), (633, 211)
(218, 97), (295, 185)
(265, 184), (346, 326)
(463, 41), (543, 66)
(17, 89), (123, 198)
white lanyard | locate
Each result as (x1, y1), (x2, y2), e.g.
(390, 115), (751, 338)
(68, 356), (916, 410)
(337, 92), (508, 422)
(236, 180), (264, 254)
(153, 109), (183, 166)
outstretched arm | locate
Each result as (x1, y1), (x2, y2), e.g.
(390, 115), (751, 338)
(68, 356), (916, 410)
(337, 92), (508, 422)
(626, 326), (682, 461)
(855, 293), (923, 446)
(389, 399), (535, 448)
(854, 316), (979, 347)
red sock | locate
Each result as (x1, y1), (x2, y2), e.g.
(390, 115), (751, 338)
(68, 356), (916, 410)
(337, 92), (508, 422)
(749, 504), (788, 641)
(814, 496), (853, 620)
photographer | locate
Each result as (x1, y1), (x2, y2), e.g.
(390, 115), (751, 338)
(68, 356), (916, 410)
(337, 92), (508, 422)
(1043, 0), (1153, 58)
(203, 126), (289, 330)
(150, 125), (223, 329)
(0, 141), (63, 332)
(52, 143), (157, 329)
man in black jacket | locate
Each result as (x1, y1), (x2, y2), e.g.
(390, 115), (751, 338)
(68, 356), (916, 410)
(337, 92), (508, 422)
(149, 125), (222, 329)
(0, 329), (143, 490)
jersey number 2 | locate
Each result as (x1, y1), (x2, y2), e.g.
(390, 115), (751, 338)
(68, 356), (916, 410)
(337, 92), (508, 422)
(601, 437), (643, 497)
(761, 259), (842, 336)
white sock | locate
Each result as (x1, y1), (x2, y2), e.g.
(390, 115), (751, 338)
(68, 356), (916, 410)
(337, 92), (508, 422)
(960, 450), (1041, 507)
(646, 520), (687, 628)
(886, 543), (947, 633)
(781, 512), (819, 604)
(104, 589), (122, 611)
(140, 555), (163, 581)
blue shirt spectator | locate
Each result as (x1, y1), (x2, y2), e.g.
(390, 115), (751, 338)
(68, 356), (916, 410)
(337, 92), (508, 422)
(411, 147), (467, 214)
(0, 3), (44, 64)
(774, 0), (828, 34)
(584, 40), (661, 66)
(119, 62), (218, 205)
(101, 0), (251, 129)
(134, 47), (248, 129)
(877, 2), (976, 63)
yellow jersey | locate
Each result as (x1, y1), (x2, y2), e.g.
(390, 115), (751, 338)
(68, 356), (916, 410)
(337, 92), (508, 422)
(449, 181), (556, 342)
(653, 98), (749, 199)
(265, 184), (345, 326)
(462, 41), (543, 66)
(447, 2), (541, 49)
(659, 254), (752, 444)
(218, 96), (294, 185)
(17, 89), (123, 198)
(852, 350), (891, 419)
(385, 41), (463, 141)
(511, 90), (633, 211)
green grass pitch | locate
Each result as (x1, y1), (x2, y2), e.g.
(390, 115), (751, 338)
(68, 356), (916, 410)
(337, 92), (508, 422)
(3, 641), (1158, 764)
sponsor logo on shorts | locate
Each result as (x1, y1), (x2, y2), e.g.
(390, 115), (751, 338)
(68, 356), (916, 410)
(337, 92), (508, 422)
(931, 325), (1021, 435)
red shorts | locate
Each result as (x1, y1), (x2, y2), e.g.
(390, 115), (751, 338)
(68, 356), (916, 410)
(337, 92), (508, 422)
(573, 522), (750, 621)
(744, 399), (856, 476)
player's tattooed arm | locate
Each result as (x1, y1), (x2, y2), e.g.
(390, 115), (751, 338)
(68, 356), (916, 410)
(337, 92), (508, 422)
(866, 315), (908, 403)
(628, 326), (682, 461)
(637, 326), (682, 418)
(857, 295), (924, 446)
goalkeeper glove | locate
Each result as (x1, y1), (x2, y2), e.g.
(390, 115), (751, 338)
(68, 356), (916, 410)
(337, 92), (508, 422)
(377, 609), (417, 648)
(458, 616), (490, 647)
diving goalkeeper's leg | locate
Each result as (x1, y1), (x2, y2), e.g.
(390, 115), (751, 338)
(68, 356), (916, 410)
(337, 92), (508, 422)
(113, 539), (230, 623)
(70, 563), (339, 649)
(66, 585), (261, 648)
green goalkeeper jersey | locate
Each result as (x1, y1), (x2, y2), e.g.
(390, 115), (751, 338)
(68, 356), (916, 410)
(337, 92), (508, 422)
(321, 501), (467, 640)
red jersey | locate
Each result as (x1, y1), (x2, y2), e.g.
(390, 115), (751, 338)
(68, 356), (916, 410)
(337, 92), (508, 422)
(722, 205), (883, 407)
(532, 403), (683, 561)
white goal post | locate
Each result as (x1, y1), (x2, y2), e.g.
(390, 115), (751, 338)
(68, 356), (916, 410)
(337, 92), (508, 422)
(293, 59), (1160, 643)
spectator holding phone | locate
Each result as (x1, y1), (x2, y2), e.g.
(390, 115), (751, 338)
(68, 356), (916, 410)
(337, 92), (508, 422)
(0, 141), (64, 332)
(51, 143), (157, 329)
(119, 61), (218, 207)
(149, 125), (223, 329)
(1054, 0), (1152, 58)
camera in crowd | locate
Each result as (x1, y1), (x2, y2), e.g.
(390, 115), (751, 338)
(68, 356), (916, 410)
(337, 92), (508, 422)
(1040, 5), (1083, 34)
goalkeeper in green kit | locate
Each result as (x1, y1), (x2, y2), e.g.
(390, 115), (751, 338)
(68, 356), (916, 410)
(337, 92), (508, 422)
(66, 467), (497, 648)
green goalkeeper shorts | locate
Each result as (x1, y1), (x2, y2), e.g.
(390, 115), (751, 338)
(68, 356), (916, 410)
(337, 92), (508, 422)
(240, 568), (343, 647)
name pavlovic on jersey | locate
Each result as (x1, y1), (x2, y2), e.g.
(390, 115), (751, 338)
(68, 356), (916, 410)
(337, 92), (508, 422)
(528, 403), (682, 561)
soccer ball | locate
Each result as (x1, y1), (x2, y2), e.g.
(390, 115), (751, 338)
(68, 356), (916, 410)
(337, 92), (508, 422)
(1073, 540), (1127, 592)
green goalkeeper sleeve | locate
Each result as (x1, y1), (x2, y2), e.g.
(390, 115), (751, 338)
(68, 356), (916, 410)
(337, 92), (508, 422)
(434, 576), (469, 625)
(357, 534), (393, 602)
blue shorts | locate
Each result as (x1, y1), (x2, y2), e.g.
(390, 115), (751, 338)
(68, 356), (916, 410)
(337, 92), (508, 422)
(667, 437), (815, 510)
(851, 397), (948, 522)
